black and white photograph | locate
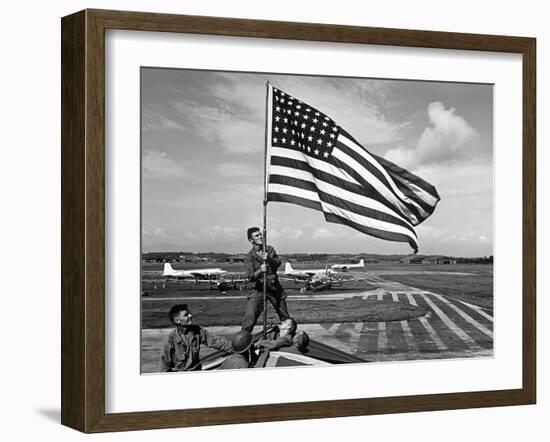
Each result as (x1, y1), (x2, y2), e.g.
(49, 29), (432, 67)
(140, 68), (494, 374)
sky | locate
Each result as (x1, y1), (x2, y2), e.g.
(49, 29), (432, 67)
(141, 68), (493, 257)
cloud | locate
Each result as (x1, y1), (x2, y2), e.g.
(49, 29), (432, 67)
(384, 102), (477, 168)
(172, 99), (263, 154)
(269, 227), (304, 240)
(142, 150), (185, 178)
(142, 107), (186, 132)
(202, 225), (240, 239)
(153, 228), (168, 238)
(216, 162), (262, 179)
(312, 228), (336, 239)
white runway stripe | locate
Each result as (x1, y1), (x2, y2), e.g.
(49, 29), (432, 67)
(426, 292), (493, 338)
(377, 322), (388, 352)
(419, 293), (483, 350)
(348, 322), (365, 352)
(400, 320), (418, 352)
(457, 300), (494, 323)
(405, 293), (447, 350)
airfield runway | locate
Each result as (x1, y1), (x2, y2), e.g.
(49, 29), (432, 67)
(141, 271), (493, 373)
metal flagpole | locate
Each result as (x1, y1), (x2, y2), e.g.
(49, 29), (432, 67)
(262, 81), (271, 339)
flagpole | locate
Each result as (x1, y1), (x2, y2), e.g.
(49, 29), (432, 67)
(262, 81), (271, 338)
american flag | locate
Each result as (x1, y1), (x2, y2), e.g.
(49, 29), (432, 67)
(265, 85), (440, 252)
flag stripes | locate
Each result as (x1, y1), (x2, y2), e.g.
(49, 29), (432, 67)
(266, 85), (440, 252)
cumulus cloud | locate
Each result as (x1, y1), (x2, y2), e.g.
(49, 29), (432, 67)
(384, 102), (477, 168)
(143, 150), (185, 178)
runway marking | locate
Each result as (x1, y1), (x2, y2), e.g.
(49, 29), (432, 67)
(405, 293), (447, 350)
(399, 320), (418, 352)
(419, 293), (483, 350)
(377, 322), (388, 352)
(457, 300), (494, 323)
(348, 322), (365, 352)
(426, 292), (493, 338)
(306, 323), (358, 354)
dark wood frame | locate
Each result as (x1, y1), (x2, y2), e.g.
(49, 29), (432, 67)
(61, 9), (536, 433)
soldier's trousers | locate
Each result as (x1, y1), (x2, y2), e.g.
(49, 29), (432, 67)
(242, 290), (290, 332)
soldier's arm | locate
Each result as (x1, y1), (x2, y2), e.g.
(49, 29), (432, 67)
(269, 247), (281, 270)
(244, 253), (261, 282)
(202, 329), (233, 354)
(159, 336), (174, 372)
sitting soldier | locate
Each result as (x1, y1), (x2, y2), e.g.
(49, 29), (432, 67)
(218, 330), (254, 370)
(159, 304), (232, 372)
(256, 318), (297, 351)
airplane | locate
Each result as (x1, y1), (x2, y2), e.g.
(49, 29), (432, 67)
(162, 263), (247, 292)
(163, 263), (227, 280)
(282, 262), (344, 292)
(283, 262), (337, 279)
(330, 259), (365, 272)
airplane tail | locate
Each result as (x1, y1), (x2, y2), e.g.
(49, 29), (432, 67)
(285, 262), (294, 274)
(163, 262), (175, 276)
(359, 259), (364, 267)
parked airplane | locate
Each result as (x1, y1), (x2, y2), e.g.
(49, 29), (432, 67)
(282, 262), (342, 292)
(283, 262), (337, 279)
(163, 263), (227, 280)
(331, 259), (365, 272)
(162, 263), (247, 292)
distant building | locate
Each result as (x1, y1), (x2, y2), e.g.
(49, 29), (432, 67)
(226, 254), (246, 263)
(401, 256), (424, 264)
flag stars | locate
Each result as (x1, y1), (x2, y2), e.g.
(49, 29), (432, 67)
(309, 126), (316, 132)
(308, 135), (313, 142)
(274, 126), (280, 132)
(290, 139), (296, 146)
(273, 137), (278, 143)
(323, 151), (329, 158)
(313, 118), (318, 123)
(275, 106), (281, 112)
(314, 149), (320, 155)
(282, 128), (288, 133)
(327, 141), (333, 147)
(301, 123), (306, 129)
(282, 138), (287, 144)
(329, 133), (336, 139)
(320, 129), (326, 135)
(317, 138), (323, 145)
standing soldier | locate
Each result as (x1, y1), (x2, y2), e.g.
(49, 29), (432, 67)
(242, 227), (291, 332)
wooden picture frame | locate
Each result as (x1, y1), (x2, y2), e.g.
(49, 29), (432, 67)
(61, 9), (536, 433)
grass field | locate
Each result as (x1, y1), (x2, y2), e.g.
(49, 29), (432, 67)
(375, 264), (493, 309)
